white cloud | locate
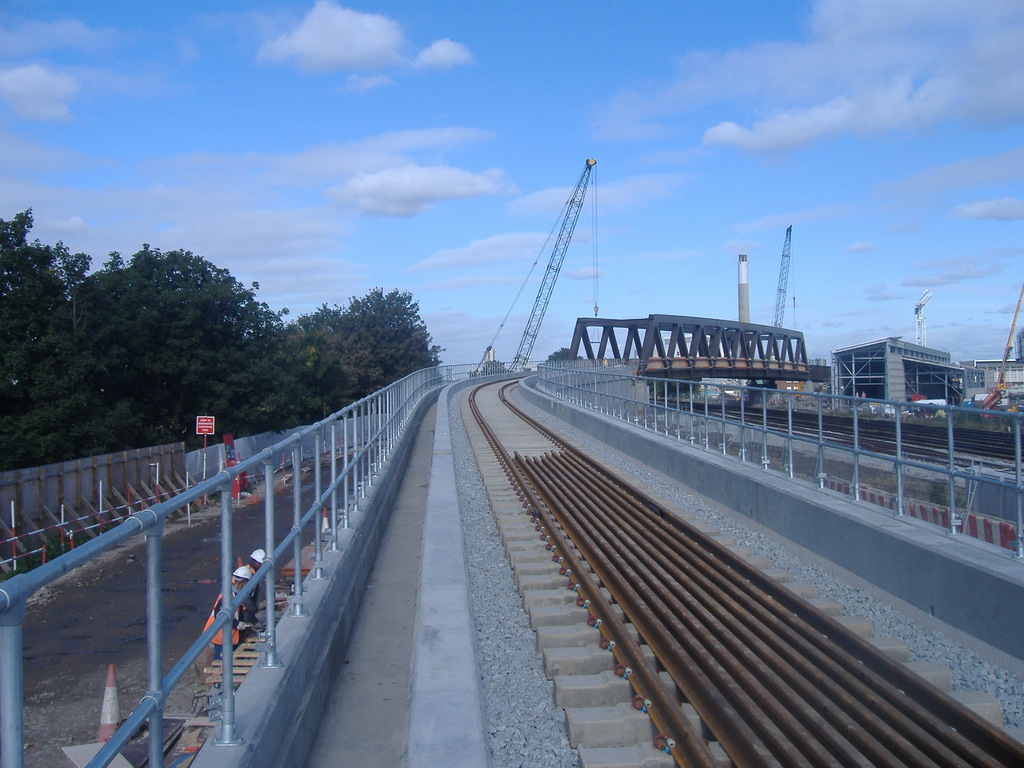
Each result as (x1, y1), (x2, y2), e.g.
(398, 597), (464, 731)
(845, 242), (875, 253)
(722, 239), (760, 255)
(259, 2), (405, 73)
(864, 283), (901, 301)
(411, 232), (547, 271)
(600, 0), (1024, 152)
(0, 64), (79, 121)
(510, 172), (686, 217)
(343, 73), (394, 93)
(328, 165), (506, 216)
(0, 18), (117, 57)
(902, 257), (1002, 287)
(887, 147), (1024, 199)
(159, 128), (494, 189)
(259, 2), (473, 81)
(735, 204), (851, 235)
(412, 39), (474, 71)
(952, 197), (1024, 221)
(566, 267), (598, 281)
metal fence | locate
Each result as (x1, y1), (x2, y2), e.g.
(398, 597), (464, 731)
(538, 361), (1024, 558)
(0, 363), (472, 768)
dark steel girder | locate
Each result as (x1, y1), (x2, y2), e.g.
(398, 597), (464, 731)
(569, 314), (811, 381)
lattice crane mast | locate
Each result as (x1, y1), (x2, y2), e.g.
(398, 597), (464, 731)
(508, 158), (596, 373)
(914, 289), (932, 346)
(773, 225), (792, 327)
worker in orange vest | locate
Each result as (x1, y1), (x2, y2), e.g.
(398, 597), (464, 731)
(204, 566), (254, 660)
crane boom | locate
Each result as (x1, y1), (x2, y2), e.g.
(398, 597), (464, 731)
(914, 289), (932, 346)
(982, 281), (1024, 410)
(773, 225), (792, 327)
(509, 158), (596, 372)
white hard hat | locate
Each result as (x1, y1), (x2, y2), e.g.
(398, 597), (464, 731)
(250, 548), (266, 564)
(232, 566), (251, 581)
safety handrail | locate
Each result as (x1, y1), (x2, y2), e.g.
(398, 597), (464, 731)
(0, 363), (472, 768)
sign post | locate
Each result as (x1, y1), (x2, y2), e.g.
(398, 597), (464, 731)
(196, 417), (216, 502)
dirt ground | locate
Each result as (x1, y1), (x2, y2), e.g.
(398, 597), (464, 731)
(15, 477), (309, 768)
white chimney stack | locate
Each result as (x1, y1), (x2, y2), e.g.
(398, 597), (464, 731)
(737, 254), (750, 323)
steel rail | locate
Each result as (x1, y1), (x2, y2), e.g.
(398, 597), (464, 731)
(482, 379), (1024, 768)
(533, 449), (1006, 767)
(468, 383), (717, 768)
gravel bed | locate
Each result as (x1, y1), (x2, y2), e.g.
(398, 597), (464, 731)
(452, 399), (579, 768)
(451, 388), (1024, 766)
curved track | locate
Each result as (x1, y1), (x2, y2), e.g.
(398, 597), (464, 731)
(467, 379), (1024, 768)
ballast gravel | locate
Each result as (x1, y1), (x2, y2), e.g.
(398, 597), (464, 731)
(450, 388), (1024, 768)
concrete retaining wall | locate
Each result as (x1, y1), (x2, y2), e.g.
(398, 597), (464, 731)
(519, 378), (1024, 667)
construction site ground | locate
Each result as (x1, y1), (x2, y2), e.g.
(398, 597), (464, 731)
(19, 475), (302, 768)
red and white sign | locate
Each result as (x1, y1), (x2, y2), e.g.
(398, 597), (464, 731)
(195, 416), (216, 435)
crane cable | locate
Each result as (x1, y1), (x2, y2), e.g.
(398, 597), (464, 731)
(481, 194), (567, 357)
(591, 163), (599, 316)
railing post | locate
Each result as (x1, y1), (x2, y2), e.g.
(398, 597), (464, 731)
(947, 412), (958, 535)
(719, 386), (727, 456)
(786, 393), (794, 479)
(328, 419), (340, 552)
(214, 484), (243, 746)
(1015, 415), (1023, 559)
(761, 388), (770, 470)
(852, 404), (861, 501)
(311, 433), (325, 581)
(145, 520), (165, 767)
(0, 602), (26, 768)
(815, 395), (826, 485)
(261, 456), (283, 668)
(895, 403), (905, 515)
(702, 387), (710, 450)
(739, 389), (747, 463)
(289, 445), (308, 618)
(358, 403), (366, 499)
(343, 412), (351, 528)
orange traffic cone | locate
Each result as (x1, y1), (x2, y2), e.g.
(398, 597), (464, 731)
(321, 508), (330, 534)
(97, 664), (120, 742)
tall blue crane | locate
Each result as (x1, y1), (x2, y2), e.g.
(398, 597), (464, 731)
(773, 225), (793, 327)
(507, 158), (596, 372)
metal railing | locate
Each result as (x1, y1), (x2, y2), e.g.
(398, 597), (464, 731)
(538, 361), (1024, 559)
(0, 363), (472, 768)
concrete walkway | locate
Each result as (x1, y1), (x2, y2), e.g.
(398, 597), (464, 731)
(303, 404), (436, 768)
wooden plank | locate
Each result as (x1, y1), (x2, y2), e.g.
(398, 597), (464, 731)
(281, 543), (315, 577)
(110, 486), (134, 515)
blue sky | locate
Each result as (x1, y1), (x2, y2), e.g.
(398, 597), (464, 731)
(2, 1), (1023, 367)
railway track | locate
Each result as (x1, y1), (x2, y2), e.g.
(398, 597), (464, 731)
(466, 379), (1024, 768)
(720, 404), (1020, 467)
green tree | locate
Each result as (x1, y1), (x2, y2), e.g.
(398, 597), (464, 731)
(0, 211), (446, 469)
(0, 210), (99, 468)
(287, 304), (352, 419)
(85, 245), (292, 448)
(286, 288), (443, 420)
(547, 347), (578, 362)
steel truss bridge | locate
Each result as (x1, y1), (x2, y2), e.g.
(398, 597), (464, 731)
(569, 314), (824, 383)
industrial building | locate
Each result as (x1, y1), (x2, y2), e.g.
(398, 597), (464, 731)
(832, 338), (970, 404)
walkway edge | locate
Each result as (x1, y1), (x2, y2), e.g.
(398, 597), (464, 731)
(189, 391), (440, 768)
(402, 380), (491, 768)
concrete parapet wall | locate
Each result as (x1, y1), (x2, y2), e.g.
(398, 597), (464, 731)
(519, 378), (1024, 667)
(189, 389), (441, 768)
